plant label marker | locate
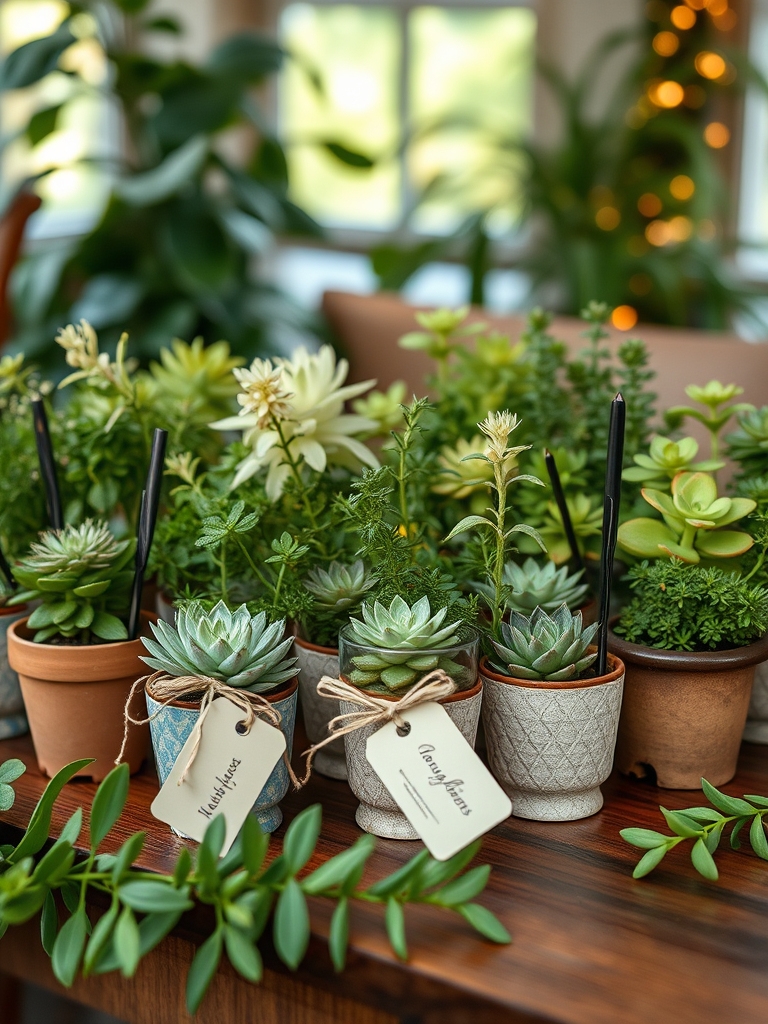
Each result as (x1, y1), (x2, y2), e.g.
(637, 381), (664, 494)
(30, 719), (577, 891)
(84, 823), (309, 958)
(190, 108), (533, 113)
(597, 393), (625, 675)
(31, 398), (62, 530)
(128, 428), (168, 639)
(151, 697), (286, 854)
(365, 702), (511, 860)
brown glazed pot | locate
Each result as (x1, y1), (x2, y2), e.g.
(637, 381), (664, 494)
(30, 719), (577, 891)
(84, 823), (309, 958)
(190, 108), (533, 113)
(609, 624), (768, 789)
(7, 613), (156, 781)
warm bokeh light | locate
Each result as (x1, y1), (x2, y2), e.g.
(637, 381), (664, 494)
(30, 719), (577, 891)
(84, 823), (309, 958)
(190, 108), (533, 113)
(684, 84), (706, 108)
(684, 0), (706, 10)
(646, 220), (668, 246)
(649, 80), (685, 108)
(629, 273), (653, 296)
(671, 5), (696, 28)
(670, 175), (695, 200)
(612, 306), (638, 331)
(668, 215), (693, 241)
(704, 121), (730, 148)
(695, 51), (727, 80)
(638, 192), (663, 217)
(595, 206), (620, 230)
(706, 0), (729, 15)
(712, 9), (737, 30)
(653, 31), (679, 56)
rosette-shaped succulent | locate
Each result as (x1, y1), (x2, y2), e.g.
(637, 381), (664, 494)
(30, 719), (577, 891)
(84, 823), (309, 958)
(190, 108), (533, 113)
(476, 558), (589, 613)
(304, 560), (375, 611)
(622, 435), (724, 487)
(726, 406), (768, 474)
(490, 604), (598, 682)
(345, 595), (465, 691)
(431, 436), (495, 499)
(618, 471), (755, 563)
(149, 337), (243, 424)
(11, 520), (135, 643)
(141, 600), (297, 692)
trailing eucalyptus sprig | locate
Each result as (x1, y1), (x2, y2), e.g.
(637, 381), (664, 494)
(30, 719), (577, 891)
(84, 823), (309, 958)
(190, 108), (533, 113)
(0, 760), (509, 1014)
(621, 779), (768, 881)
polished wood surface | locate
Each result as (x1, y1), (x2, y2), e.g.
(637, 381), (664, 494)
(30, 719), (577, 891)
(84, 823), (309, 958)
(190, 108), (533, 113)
(2, 733), (768, 1023)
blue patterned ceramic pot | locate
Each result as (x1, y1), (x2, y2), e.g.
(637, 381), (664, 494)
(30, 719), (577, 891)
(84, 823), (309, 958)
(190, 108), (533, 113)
(0, 606), (28, 739)
(146, 678), (298, 834)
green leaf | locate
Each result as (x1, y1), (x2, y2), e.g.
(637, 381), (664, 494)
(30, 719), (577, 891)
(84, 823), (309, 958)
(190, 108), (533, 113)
(329, 897), (349, 972)
(10, 759), (94, 863)
(690, 838), (719, 881)
(418, 843), (480, 890)
(677, 807), (725, 823)
(273, 878), (310, 970)
(33, 840), (75, 884)
(0, 23), (75, 90)
(111, 832), (146, 884)
(83, 904), (119, 975)
(114, 906), (141, 978)
(116, 136), (208, 206)
(241, 814), (269, 876)
(323, 141), (374, 168)
(660, 808), (704, 838)
(26, 103), (62, 146)
(186, 930), (223, 1014)
(52, 907), (88, 987)
(41, 890), (58, 956)
(433, 865), (491, 907)
(72, 581), (110, 598)
(749, 815), (768, 860)
(283, 805), (322, 875)
(743, 794), (768, 808)
(173, 847), (193, 887)
(224, 925), (262, 982)
(701, 779), (757, 816)
(59, 808), (83, 846)
(90, 612), (128, 642)
(302, 835), (376, 895)
(94, 912), (182, 974)
(632, 845), (669, 879)
(201, 814), (227, 861)
(367, 850), (430, 898)
(445, 515), (496, 542)
(385, 898), (407, 960)
(704, 819), (727, 855)
(730, 817), (747, 849)
(620, 828), (670, 849)
(118, 880), (193, 914)
(0, 758), (25, 785)
(457, 903), (511, 944)
(90, 763), (130, 849)
(0, 783), (15, 811)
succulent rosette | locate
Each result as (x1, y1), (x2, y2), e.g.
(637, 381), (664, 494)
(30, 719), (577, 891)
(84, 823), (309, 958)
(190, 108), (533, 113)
(622, 435), (724, 487)
(490, 604), (598, 682)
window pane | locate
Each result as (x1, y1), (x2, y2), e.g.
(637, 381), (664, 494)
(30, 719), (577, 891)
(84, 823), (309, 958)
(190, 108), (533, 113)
(280, 4), (402, 229)
(408, 6), (536, 235)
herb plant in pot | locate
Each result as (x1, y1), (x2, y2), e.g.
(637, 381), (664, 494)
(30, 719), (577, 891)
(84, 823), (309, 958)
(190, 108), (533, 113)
(296, 560), (375, 780)
(141, 600), (299, 832)
(609, 559), (768, 789)
(338, 594), (481, 839)
(6, 520), (151, 780)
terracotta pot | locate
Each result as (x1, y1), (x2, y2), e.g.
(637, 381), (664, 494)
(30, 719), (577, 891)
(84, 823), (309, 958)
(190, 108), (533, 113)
(342, 678), (484, 840)
(609, 625), (768, 789)
(744, 658), (768, 744)
(480, 653), (625, 822)
(0, 605), (29, 739)
(146, 677), (298, 834)
(294, 636), (345, 780)
(7, 613), (155, 781)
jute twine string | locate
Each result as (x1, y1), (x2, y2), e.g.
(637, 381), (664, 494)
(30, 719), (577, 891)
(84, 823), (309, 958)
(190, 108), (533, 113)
(116, 671), (304, 788)
(301, 669), (456, 776)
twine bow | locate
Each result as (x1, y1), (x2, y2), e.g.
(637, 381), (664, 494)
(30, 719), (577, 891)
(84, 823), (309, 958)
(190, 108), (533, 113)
(116, 671), (303, 788)
(302, 668), (457, 775)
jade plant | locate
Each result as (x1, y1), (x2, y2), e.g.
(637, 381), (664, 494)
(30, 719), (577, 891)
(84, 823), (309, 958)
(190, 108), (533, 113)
(475, 558), (589, 614)
(141, 601), (297, 692)
(0, 759), (510, 1014)
(490, 604), (599, 682)
(621, 435), (724, 488)
(343, 595), (469, 692)
(301, 560), (376, 649)
(664, 381), (750, 461)
(9, 520), (135, 643)
(617, 471), (755, 564)
(726, 405), (768, 480)
(621, 778), (768, 881)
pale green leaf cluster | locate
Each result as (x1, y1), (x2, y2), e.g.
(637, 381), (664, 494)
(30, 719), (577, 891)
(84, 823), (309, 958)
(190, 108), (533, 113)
(622, 435), (724, 487)
(490, 604), (598, 682)
(475, 558), (589, 614)
(304, 560), (375, 611)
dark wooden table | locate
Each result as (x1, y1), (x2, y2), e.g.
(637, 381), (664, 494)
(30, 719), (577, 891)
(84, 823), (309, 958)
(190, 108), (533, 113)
(1, 732), (768, 1024)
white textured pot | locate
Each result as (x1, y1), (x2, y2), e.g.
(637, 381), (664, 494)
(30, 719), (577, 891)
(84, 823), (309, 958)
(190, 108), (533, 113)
(480, 654), (625, 822)
(744, 657), (768, 743)
(0, 605), (28, 739)
(343, 678), (484, 839)
(294, 636), (346, 780)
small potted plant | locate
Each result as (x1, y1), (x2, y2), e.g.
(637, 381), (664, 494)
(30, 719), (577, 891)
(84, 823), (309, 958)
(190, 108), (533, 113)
(475, 556), (593, 623)
(141, 600), (299, 832)
(609, 558), (768, 789)
(338, 594), (481, 839)
(295, 560), (375, 780)
(6, 520), (152, 780)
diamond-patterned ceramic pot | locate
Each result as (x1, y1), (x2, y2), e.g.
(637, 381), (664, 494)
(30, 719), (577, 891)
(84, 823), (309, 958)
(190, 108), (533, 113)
(0, 606), (28, 739)
(146, 678), (298, 834)
(480, 654), (624, 822)
(294, 637), (346, 780)
(342, 677), (484, 839)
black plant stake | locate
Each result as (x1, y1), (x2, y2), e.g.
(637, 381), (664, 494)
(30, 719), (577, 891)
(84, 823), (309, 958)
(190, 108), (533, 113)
(544, 448), (585, 575)
(596, 393), (625, 676)
(31, 398), (62, 530)
(128, 429), (167, 639)
(0, 543), (15, 590)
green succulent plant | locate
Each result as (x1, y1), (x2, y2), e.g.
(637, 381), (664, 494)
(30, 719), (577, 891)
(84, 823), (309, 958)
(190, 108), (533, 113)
(617, 471), (756, 564)
(344, 595), (468, 692)
(149, 338), (244, 425)
(622, 435), (724, 488)
(141, 600), (297, 692)
(490, 604), (599, 682)
(304, 561), (375, 611)
(726, 406), (768, 476)
(665, 381), (750, 460)
(477, 558), (589, 614)
(10, 520), (135, 643)
(518, 493), (602, 565)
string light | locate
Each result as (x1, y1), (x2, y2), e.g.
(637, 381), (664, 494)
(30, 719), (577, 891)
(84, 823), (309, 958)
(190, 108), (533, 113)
(712, 8), (737, 30)
(670, 175), (695, 200)
(653, 31), (679, 56)
(705, 0), (729, 15)
(671, 5), (696, 28)
(648, 80), (685, 107)
(684, 0), (706, 10)
(704, 122), (730, 147)
(695, 51), (727, 79)
(645, 216), (693, 246)
(595, 207), (621, 230)
(612, 306), (638, 331)
(638, 193), (663, 217)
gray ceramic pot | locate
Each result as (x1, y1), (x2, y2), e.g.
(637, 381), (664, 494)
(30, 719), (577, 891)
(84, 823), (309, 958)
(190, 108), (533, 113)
(0, 606), (28, 739)
(480, 654), (625, 822)
(342, 678), (483, 839)
(294, 637), (346, 780)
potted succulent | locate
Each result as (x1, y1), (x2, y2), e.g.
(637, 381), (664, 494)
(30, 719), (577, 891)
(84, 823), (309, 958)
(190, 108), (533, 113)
(295, 560), (375, 780)
(475, 557), (594, 624)
(6, 520), (152, 780)
(141, 600), (299, 832)
(609, 558), (768, 789)
(337, 594), (481, 839)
